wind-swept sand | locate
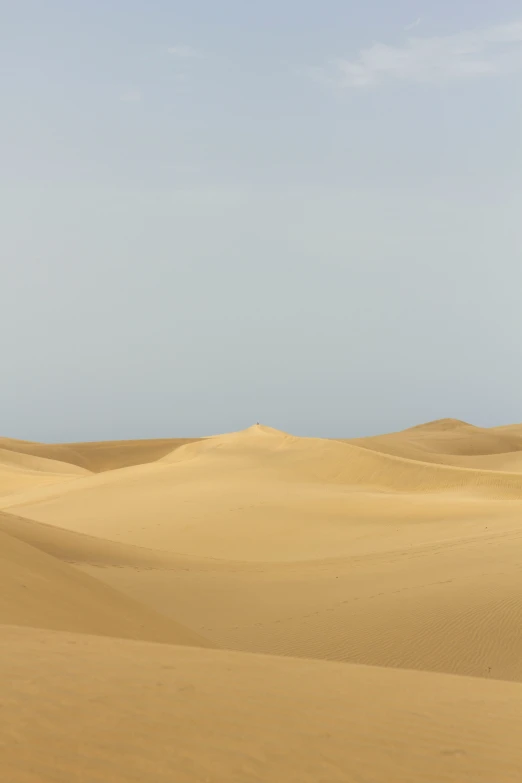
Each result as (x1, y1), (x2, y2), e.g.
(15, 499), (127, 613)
(2, 418), (522, 780)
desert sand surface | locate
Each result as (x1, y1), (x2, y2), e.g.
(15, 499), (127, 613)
(2, 625), (522, 783)
(2, 418), (522, 781)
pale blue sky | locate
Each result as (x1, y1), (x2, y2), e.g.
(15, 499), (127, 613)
(1, 1), (521, 440)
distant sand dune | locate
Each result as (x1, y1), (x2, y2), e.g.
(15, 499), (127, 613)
(346, 417), (522, 470)
(0, 435), (202, 472)
(0, 445), (91, 497)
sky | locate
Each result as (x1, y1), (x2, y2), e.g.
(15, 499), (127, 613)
(1, 0), (522, 440)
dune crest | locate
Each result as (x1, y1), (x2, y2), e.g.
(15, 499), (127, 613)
(405, 417), (474, 431)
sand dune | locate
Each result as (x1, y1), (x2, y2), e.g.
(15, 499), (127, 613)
(0, 445), (91, 497)
(0, 435), (202, 472)
(73, 519), (522, 682)
(8, 506), (522, 681)
(0, 510), (182, 568)
(2, 625), (522, 783)
(5, 424), (522, 562)
(0, 524), (210, 647)
(347, 417), (522, 470)
(3, 418), (522, 780)
(2, 421), (522, 682)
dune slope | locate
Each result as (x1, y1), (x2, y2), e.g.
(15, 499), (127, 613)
(0, 525), (210, 647)
(73, 519), (522, 682)
(1, 625), (522, 783)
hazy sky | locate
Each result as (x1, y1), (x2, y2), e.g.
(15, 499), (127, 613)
(2, 0), (522, 441)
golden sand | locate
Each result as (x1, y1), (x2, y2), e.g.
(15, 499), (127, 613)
(2, 419), (522, 781)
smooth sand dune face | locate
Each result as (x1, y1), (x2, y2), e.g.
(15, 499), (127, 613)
(0, 510), (183, 569)
(74, 517), (522, 682)
(9, 507), (522, 681)
(2, 626), (522, 783)
(0, 525), (210, 647)
(3, 418), (522, 780)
